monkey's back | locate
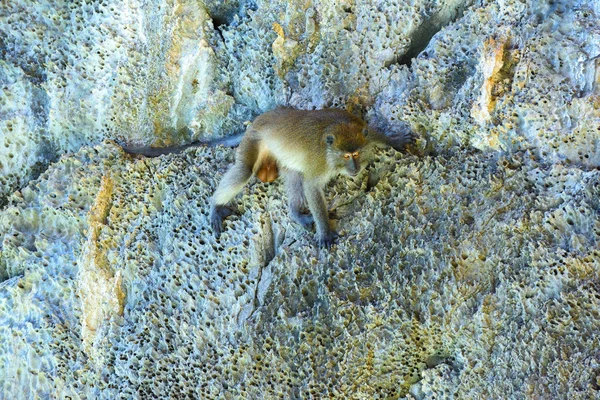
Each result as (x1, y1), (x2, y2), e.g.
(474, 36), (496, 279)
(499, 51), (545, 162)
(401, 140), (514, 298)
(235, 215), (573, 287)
(248, 108), (362, 178)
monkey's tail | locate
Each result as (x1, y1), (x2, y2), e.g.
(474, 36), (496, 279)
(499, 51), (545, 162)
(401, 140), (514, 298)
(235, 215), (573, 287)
(121, 133), (245, 157)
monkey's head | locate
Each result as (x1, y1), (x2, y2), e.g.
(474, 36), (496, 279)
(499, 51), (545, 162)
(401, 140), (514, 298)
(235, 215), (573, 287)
(325, 122), (369, 177)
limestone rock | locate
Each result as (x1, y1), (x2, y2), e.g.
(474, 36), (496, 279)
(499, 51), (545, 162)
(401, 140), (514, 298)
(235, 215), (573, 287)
(1, 0), (600, 398)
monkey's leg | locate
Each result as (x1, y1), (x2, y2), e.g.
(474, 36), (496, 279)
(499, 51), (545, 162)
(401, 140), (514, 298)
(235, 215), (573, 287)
(210, 139), (258, 235)
(210, 162), (253, 235)
(282, 169), (314, 228)
(304, 181), (338, 248)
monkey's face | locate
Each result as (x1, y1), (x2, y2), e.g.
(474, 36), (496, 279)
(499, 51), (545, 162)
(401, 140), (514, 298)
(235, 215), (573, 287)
(342, 151), (362, 176)
(326, 145), (363, 177)
(325, 124), (368, 177)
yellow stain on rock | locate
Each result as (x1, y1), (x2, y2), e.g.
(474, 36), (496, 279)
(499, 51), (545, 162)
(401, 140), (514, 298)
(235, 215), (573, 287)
(78, 173), (126, 361)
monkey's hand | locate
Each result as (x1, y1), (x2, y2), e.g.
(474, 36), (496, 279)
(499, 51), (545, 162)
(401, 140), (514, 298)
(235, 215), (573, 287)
(387, 130), (416, 151)
(318, 230), (338, 248)
(210, 205), (234, 236)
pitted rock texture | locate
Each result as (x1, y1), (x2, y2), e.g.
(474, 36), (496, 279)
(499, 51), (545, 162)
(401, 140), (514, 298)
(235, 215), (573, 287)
(1, 0), (598, 201)
(1, 141), (599, 398)
(0, 0), (243, 203)
(1, 0), (600, 398)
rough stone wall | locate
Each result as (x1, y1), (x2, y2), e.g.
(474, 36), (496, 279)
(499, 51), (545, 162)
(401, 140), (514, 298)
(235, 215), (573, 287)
(0, 0), (599, 398)
(0, 0), (242, 205)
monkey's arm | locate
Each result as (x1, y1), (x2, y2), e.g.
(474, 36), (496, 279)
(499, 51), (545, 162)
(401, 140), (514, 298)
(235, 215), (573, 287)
(368, 128), (416, 151)
(304, 180), (337, 247)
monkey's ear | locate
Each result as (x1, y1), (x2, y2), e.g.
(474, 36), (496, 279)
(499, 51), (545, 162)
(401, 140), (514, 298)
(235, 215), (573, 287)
(362, 127), (369, 136)
(326, 134), (335, 146)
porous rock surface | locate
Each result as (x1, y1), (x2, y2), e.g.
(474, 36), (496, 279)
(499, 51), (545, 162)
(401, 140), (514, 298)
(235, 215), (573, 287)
(1, 0), (600, 398)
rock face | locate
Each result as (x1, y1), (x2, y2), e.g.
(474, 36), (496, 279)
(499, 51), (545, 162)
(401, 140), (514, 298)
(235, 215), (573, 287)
(0, 0), (599, 398)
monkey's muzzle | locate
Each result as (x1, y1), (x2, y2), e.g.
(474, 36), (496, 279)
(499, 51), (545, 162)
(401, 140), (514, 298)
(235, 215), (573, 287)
(344, 155), (361, 177)
(346, 167), (361, 177)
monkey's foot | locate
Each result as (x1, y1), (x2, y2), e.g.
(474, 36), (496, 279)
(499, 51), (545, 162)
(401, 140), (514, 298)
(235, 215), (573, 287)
(210, 205), (234, 236)
(389, 130), (417, 151)
(317, 230), (338, 248)
(290, 211), (314, 228)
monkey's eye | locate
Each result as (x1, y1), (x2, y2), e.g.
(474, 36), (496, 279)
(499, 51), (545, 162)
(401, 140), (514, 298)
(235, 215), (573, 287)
(352, 152), (359, 158)
(343, 154), (351, 159)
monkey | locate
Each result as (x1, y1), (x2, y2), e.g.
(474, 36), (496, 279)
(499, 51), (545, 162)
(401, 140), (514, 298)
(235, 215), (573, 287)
(210, 108), (415, 247)
(121, 129), (279, 183)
